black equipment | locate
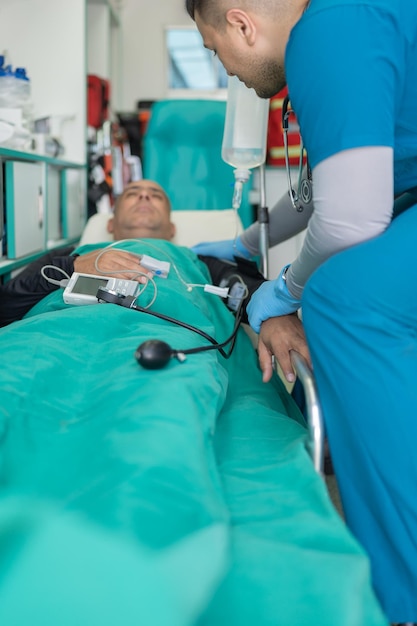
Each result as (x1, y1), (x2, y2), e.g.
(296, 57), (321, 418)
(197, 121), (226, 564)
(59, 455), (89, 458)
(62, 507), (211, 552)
(96, 287), (244, 370)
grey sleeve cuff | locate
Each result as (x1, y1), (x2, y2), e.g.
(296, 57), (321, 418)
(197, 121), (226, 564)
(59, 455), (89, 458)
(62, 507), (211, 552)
(287, 146), (394, 299)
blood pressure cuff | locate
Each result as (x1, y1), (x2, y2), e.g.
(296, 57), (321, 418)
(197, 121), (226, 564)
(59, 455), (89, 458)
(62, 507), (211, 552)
(198, 255), (266, 324)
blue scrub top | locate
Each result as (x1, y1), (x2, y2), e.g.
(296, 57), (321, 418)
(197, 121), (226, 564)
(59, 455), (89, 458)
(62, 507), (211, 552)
(285, 0), (417, 196)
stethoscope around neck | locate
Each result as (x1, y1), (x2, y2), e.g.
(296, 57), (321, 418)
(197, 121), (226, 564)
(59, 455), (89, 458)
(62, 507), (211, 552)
(281, 94), (313, 212)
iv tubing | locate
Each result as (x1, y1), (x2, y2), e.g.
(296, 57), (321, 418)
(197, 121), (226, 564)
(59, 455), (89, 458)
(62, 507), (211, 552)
(232, 179), (243, 210)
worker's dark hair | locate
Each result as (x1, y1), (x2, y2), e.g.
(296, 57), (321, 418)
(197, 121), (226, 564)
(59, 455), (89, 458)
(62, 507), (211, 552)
(185, 0), (225, 27)
(185, 1), (281, 26)
(185, 0), (196, 19)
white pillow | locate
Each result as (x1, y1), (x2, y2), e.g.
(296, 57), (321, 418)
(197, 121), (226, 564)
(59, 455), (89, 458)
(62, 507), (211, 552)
(78, 210), (243, 248)
(172, 210), (243, 247)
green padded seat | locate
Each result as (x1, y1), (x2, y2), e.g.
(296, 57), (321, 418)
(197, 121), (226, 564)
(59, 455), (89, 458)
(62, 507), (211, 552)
(143, 99), (254, 228)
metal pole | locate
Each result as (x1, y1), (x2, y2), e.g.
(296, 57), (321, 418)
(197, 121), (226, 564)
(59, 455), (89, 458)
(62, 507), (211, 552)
(257, 163), (269, 277)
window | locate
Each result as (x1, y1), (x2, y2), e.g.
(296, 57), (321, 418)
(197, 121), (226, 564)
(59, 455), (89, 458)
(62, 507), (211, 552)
(165, 26), (227, 97)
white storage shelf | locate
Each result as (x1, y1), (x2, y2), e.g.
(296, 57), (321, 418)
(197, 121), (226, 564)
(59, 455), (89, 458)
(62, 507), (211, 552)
(0, 0), (120, 277)
(0, 148), (86, 277)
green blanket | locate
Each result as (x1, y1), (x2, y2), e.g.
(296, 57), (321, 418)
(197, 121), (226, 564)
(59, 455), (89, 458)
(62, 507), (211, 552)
(0, 240), (387, 626)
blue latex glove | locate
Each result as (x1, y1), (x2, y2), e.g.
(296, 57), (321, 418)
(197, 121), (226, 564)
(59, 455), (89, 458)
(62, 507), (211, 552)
(247, 265), (302, 333)
(191, 236), (252, 262)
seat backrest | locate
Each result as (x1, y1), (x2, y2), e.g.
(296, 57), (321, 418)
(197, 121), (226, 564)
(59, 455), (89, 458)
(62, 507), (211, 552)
(142, 99), (254, 228)
(78, 209), (243, 248)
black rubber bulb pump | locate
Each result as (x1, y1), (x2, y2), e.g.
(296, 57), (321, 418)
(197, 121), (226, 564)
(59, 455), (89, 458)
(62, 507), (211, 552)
(135, 340), (173, 369)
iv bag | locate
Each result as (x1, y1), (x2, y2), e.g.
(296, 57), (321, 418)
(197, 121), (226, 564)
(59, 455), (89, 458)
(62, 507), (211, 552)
(222, 75), (270, 171)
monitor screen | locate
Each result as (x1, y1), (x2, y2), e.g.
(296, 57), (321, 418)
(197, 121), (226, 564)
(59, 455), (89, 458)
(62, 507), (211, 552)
(72, 275), (109, 296)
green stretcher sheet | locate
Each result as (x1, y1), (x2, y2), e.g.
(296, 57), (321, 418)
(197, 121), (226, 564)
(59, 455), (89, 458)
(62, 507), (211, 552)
(0, 240), (388, 626)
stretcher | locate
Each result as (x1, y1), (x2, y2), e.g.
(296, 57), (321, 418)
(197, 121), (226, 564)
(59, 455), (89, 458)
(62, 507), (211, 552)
(0, 208), (388, 625)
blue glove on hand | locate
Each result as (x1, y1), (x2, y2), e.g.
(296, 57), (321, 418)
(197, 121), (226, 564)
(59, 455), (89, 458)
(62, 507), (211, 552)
(191, 236), (252, 262)
(247, 265), (302, 333)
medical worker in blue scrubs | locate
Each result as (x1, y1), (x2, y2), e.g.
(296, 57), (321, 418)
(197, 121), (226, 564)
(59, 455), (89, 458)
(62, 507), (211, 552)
(186, 0), (417, 623)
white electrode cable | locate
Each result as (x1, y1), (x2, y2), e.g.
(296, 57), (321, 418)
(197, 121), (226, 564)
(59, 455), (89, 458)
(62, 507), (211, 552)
(41, 252), (158, 310)
(40, 265), (71, 287)
(41, 240), (237, 309)
(93, 239), (214, 295)
(92, 241), (159, 308)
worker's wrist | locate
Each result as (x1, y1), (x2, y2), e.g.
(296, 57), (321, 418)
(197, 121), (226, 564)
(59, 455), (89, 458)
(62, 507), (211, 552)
(246, 266), (301, 333)
(274, 265), (301, 310)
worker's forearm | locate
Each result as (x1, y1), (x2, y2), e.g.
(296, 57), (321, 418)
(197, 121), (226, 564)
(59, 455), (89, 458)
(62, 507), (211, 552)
(240, 166), (313, 255)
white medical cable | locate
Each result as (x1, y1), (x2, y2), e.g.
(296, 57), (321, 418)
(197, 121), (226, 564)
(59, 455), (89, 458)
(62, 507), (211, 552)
(225, 274), (249, 299)
(91, 241), (159, 309)
(93, 239), (209, 293)
(40, 264), (71, 287)
(136, 276), (158, 309)
(86, 239), (240, 303)
(92, 240), (148, 277)
(41, 251), (157, 309)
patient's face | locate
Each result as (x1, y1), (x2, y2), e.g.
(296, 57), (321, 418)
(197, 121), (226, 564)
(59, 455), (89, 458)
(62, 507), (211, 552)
(108, 181), (176, 241)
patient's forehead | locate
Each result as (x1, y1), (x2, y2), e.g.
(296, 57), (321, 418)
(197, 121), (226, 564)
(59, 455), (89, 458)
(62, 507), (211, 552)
(116, 180), (171, 214)
(122, 181), (167, 198)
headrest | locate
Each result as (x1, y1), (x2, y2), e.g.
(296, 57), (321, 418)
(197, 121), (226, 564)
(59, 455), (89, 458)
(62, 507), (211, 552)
(78, 210), (243, 248)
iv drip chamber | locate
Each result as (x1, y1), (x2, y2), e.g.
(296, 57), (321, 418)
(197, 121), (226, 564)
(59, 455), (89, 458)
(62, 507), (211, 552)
(231, 168), (251, 210)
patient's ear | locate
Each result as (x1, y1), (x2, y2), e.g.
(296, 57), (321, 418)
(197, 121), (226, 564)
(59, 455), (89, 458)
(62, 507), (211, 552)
(107, 217), (114, 234)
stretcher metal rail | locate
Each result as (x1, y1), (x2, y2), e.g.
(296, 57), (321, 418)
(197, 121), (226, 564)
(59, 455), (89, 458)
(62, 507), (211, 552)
(290, 350), (324, 476)
(257, 165), (324, 477)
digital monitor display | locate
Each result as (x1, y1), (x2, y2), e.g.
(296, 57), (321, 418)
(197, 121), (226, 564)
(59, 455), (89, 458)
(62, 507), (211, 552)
(72, 275), (109, 296)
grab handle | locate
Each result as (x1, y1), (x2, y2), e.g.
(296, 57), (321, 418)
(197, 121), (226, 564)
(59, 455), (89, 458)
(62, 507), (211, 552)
(290, 350), (324, 476)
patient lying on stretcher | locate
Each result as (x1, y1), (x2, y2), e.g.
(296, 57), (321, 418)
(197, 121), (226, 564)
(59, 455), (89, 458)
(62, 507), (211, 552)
(0, 180), (268, 328)
(0, 182), (387, 625)
(0, 180), (309, 376)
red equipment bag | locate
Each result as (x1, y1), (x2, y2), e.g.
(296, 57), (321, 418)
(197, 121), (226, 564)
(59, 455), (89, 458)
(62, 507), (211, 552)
(266, 86), (303, 167)
(87, 75), (111, 129)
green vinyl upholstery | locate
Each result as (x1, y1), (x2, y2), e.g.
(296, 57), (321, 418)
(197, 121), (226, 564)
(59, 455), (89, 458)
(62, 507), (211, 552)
(143, 99), (254, 228)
